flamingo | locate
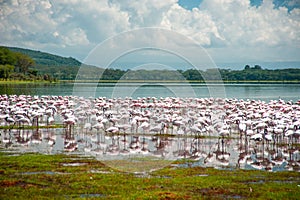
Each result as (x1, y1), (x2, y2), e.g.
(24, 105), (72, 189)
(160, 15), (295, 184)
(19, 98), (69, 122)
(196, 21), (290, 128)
(140, 121), (150, 134)
(0, 94), (300, 171)
(150, 123), (164, 135)
(106, 126), (119, 134)
(63, 115), (76, 138)
(5, 116), (15, 127)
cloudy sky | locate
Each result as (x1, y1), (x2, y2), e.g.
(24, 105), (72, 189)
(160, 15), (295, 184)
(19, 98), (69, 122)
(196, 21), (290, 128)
(1, 0), (299, 69)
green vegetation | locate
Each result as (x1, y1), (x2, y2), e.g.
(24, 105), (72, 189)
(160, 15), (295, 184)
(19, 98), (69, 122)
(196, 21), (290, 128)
(0, 152), (299, 199)
(44, 66), (300, 82)
(8, 47), (81, 67)
(0, 47), (55, 82)
(3, 46), (300, 82)
(0, 124), (64, 130)
(220, 65), (300, 82)
(7, 46), (82, 81)
(51, 66), (300, 82)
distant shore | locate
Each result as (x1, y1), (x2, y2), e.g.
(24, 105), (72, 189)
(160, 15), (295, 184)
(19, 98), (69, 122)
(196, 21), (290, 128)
(0, 80), (58, 84)
(1, 79), (300, 85)
(59, 79), (300, 84)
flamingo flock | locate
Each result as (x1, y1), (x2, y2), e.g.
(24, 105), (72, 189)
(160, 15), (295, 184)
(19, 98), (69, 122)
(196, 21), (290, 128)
(0, 94), (299, 171)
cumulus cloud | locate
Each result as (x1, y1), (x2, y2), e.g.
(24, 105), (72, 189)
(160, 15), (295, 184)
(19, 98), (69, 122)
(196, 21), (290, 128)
(198, 0), (300, 48)
(160, 4), (225, 47)
(0, 0), (57, 45)
(110, 0), (177, 27)
(0, 0), (299, 64)
(0, 0), (129, 56)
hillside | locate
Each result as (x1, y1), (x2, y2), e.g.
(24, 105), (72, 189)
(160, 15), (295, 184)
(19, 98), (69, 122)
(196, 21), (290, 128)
(7, 46), (81, 67)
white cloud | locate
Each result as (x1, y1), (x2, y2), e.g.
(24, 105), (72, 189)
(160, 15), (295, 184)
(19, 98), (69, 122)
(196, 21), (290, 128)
(110, 0), (177, 27)
(192, 0), (300, 48)
(0, 0), (299, 64)
(0, 0), (56, 44)
(160, 4), (225, 46)
(50, 0), (130, 41)
(0, 0), (130, 56)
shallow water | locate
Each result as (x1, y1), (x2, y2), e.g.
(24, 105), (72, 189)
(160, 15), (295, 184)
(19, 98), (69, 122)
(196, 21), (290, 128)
(1, 127), (299, 172)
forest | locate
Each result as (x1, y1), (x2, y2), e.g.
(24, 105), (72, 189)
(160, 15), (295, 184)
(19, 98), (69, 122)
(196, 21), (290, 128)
(1, 46), (300, 82)
(0, 46), (55, 81)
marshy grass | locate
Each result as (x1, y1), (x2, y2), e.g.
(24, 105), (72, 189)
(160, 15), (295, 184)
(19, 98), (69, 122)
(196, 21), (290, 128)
(0, 124), (64, 130)
(0, 151), (299, 199)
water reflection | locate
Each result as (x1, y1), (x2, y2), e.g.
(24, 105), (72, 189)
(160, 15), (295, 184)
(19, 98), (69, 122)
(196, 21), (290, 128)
(1, 127), (299, 172)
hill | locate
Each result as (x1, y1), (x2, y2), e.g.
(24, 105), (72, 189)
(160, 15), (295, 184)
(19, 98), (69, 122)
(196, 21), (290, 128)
(7, 46), (81, 67)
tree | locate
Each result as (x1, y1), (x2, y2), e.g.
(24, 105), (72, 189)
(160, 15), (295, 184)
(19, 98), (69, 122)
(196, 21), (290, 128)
(28, 68), (38, 76)
(244, 65), (250, 70)
(15, 52), (35, 74)
(254, 65), (262, 70)
(0, 64), (14, 80)
(0, 47), (16, 65)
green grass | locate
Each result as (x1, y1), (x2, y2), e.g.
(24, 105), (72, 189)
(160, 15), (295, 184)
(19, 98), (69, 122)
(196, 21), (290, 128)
(0, 151), (299, 199)
(0, 124), (64, 130)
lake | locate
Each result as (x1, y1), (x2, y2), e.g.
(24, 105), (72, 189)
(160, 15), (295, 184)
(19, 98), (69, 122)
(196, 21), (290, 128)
(0, 82), (299, 101)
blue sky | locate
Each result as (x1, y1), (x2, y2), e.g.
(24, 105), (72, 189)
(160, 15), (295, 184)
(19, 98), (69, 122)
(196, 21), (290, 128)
(178, 0), (203, 10)
(0, 0), (299, 69)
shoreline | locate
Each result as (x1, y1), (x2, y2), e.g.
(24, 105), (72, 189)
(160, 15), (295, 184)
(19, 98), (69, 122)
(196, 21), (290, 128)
(0, 80), (58, 84)
(60, 79), (300, 84)
(1, 79), (300, 84)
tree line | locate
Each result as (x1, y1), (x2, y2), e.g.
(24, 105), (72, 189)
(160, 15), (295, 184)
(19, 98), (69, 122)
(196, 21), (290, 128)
(219, 65), (300, 82)
(26, 63), (300, 82)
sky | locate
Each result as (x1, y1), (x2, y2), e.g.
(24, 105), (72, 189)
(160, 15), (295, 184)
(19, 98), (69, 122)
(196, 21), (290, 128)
(0, 0), (300, 69)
